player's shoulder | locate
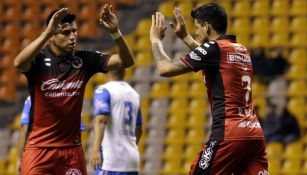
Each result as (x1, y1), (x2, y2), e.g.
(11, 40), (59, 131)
(94, 82), (114, 93)
(195, 41), (219, 52)
(202, 41), (218, 47)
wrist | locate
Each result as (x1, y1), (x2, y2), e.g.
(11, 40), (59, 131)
(150, 38), (161, 44)
(111, 29), (122, 40)
(41, 31), (52, 39)
(182, 35), (192, 43)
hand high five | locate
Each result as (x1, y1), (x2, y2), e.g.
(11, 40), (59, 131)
(169, 7), (188, 39)
(150, 12), (167, 42)
(99, 4), (119, 33)
(45, 8), (71, 36)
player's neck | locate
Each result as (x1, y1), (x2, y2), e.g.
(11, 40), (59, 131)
(209, 32), (223, 41)
(50, 44), (72, 58)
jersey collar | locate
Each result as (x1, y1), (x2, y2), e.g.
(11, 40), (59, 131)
(46, 45), (75, 61)
(216, 35), (237, 42)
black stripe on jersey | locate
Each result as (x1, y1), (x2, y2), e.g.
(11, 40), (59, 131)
(210, 70), (226, 140)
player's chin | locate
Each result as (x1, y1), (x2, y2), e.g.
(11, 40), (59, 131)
(65, 46), (75, 52)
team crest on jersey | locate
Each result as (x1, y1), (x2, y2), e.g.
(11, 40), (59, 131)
(72, 57), (83, 69)
(65, 168), (82, 175)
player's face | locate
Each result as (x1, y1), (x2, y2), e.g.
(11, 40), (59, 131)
(52, 22), (77, 53)
(194, 20), (209, 43)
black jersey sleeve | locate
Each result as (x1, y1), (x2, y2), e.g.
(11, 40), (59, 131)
(81, 50), (111, 74)
(181, 41), (220, 72)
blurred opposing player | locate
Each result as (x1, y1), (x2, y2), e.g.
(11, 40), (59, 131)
(150, 3), (268, 175)
(14, 5), (134, 175)
(90, 69), (142, 175)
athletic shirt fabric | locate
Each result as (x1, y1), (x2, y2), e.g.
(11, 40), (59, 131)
(24, 46), (110, 148)
(94, 81), (142, 172)
(181, 35), (264, 141)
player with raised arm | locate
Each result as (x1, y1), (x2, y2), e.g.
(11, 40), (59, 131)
(90, 69), (143, 175)
(14, 5), (134, 175)
(150, 3), (268, 175)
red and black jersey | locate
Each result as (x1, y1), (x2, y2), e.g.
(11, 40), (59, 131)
(24, 46), (110, 148)
(181, 35), (264, 141)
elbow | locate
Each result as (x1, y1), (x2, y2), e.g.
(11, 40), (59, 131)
(123, 55), (135, 68)
(14, 58), (20, 68)
(123, 60), (134, 68)
(14, 58), (24, 71)
(157, 67), (173, 77)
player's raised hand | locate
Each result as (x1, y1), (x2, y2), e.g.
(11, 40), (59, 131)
(99, 4), (118, 33)
(150, 12), (167, 42)
(45, 8), (70, 37)
(169, 7), (188, 40)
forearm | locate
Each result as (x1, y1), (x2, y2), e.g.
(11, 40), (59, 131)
(151, 39), (190, 77)
(92, 118), (106, 152)
(14, 32), (51, 72)
(151, 39), (172, 73)
(182, 35), (201, 50)
(113, 30), (134, 68)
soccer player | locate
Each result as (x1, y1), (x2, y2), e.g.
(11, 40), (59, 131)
(14, 5), (134, 175)
(150, 3), (268, 175)
(90, 69), (142, 175)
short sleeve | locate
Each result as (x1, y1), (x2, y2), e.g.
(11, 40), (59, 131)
(83, 50), (111, 75)
(136, 108), (142, 126)
(181, 41), (220, 72)
(93, 88), (111, 116)
(20, 96), (31, 126)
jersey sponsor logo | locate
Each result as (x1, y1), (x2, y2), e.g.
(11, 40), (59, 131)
(41, 79), (83, 91)
(196, 46), (207, 55)
(199, 141), (217, 170)
(72, 57), (83, 69)
(227, 53), (251, 64)
(41, 79), (83, 97)
(65, 168), (82, 175)
(238, 121), (261, 129)
(188, 52), (201, 61)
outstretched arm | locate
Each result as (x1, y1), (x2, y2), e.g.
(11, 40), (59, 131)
(150, 12), (191, 77)
(99, 4), (134, 70)
(90, 115), (107, 170)
(170, 7), (200, 50)
(14, 8), (70, 72)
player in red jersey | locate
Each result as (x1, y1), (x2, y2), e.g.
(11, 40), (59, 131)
(150, 3), (268, 175)
(14, 5), (134, 175)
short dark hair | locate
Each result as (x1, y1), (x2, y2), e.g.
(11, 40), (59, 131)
(46, 9), (76, 26)
(191, 2), (228, 34)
